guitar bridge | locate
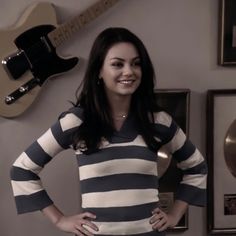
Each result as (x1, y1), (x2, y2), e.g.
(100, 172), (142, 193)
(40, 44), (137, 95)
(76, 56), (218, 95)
(5, 78), (40, 105)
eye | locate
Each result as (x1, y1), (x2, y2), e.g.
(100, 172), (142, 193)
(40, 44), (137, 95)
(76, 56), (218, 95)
(111, 62), (123, 68)
(132, 60), (141, 67)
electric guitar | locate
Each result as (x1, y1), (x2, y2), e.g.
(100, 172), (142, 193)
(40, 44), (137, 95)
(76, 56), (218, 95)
(0, 0), (120, 118)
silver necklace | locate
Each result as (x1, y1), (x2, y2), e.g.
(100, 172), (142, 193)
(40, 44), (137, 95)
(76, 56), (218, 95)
(113, 114), (128, 120)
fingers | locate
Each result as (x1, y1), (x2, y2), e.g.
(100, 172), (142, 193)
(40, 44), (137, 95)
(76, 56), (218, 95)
(57, 212), (98, 236)
(75, 212), (99, 236)
(80, 212), (97, 220)
(74, 224), (94, 236)
(80, 212), (99, 232)
(80, 219), (99, 232)
(150, 208), (169, 232)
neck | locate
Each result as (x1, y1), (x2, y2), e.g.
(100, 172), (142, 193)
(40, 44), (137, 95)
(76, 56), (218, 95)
(108, 95), (131, 119)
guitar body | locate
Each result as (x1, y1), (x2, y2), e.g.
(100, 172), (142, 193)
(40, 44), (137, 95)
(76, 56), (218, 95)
(0, 2), (78, 118)
(0, 0), (120, 118)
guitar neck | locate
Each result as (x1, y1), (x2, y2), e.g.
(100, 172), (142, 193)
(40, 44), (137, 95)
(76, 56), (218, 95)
(48, 0), (120, 48)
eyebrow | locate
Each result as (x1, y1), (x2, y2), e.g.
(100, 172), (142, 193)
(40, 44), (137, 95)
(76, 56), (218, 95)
(110, 56), (140, 61)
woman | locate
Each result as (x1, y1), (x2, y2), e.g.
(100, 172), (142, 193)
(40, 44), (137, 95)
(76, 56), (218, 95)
(10, 27), (207, 236)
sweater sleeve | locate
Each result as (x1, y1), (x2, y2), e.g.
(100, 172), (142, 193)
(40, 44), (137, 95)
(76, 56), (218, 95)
(10, 107), (83, 214)
(154, 111), (207, 207)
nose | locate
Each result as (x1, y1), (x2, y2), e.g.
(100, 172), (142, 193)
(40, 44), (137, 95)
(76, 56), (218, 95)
(123, 65), (134, 77)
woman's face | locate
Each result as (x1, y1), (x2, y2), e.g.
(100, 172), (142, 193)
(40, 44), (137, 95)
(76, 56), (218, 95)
(99, 42), (142, 99)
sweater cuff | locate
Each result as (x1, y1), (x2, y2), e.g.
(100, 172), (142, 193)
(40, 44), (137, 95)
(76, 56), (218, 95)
(175, 183), (207, 207)
(15, 190), (53, 214)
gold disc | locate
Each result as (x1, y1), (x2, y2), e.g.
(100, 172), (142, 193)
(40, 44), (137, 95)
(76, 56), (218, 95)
(224, 119), (236, 178)
(157, 147), (172, 177)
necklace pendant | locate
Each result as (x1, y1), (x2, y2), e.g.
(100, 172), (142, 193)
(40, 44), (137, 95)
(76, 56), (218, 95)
(113, 113), (128, 120)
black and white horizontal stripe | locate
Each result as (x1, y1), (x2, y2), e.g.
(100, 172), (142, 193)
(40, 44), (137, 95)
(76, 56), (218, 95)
(155, 112), (207, 206)
(89, 232), (165, 236)
(10, 107), (207, 235)
(80, 173), (158, 193)
(11, 166), (39, 181)
(83, 202), (158, 222)
(77, 136), (160, 235)
(14, 190), (53, 214)
(83, 217), (154, 235)
(79, 158), (157, 180)
(11, 108), (82, 214)
(78, 145), (156, 166)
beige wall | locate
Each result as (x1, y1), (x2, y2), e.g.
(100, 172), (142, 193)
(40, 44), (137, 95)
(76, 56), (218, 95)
(0, 0), (232, 235)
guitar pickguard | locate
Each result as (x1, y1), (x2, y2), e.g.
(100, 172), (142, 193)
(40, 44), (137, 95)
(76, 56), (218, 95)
(14, 24), (78, 84)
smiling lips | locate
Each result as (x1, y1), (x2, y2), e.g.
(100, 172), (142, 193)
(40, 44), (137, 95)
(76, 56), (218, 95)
(118, 79), (135, 85)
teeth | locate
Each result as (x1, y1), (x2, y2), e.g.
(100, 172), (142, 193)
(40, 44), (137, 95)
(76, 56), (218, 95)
(119, 80), (133, 84)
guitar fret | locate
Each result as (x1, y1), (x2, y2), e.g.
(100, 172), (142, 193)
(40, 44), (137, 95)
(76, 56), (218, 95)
(87, 4), (98, 20)
(48, 0), (120, 48)
(65, 23), (78, 40)
(61, 24), (73, 41)
(56, 30), (66, 45)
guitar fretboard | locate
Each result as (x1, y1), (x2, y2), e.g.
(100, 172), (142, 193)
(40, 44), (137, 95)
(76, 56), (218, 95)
(48, 0), (120, 48)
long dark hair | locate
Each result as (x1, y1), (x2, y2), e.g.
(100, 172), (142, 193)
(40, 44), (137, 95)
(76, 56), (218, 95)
(73, 27), (159, 153)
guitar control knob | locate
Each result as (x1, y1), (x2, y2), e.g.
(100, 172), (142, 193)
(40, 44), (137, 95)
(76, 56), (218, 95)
(19, 86), (28, 93)
(5, 96), (15, 105)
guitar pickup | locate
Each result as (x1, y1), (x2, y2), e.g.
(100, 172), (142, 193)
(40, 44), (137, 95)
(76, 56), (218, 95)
(2, 50), (31, 80)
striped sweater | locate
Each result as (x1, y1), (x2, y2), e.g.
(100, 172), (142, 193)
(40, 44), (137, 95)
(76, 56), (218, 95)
(10, 107), (207, 235)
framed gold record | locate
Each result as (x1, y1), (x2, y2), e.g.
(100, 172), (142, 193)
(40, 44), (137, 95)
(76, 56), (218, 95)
(207, 89), (236, 234)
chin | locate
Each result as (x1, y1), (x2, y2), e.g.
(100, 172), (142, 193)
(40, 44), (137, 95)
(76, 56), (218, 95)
(119, 89), (137, 96)
(120, 86), (140, 94)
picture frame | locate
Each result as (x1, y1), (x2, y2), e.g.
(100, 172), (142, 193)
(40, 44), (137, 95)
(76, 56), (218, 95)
(207, 89), (236, 234)
(218, 0), (236, 65)
(154, 88), (190, 230)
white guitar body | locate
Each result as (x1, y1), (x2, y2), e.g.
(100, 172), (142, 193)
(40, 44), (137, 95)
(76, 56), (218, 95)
(0, 2), (57, 118)
(0, 0), (120, 118)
